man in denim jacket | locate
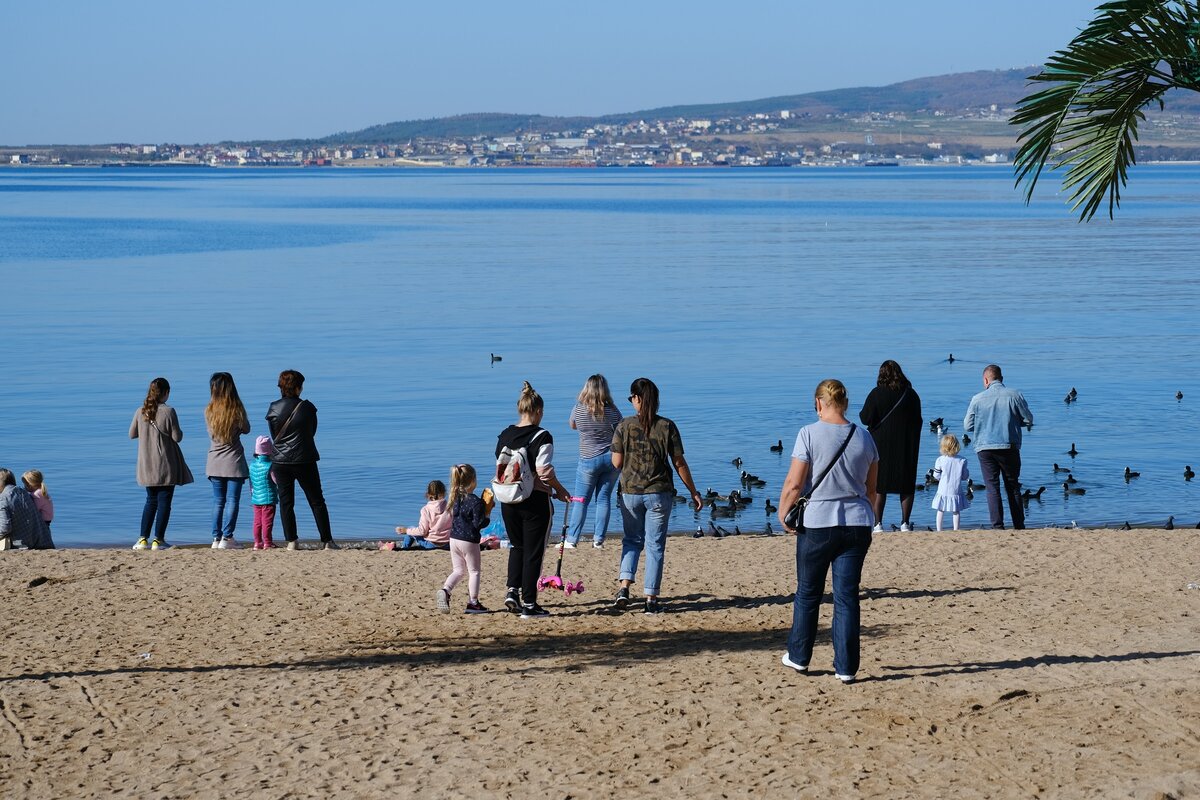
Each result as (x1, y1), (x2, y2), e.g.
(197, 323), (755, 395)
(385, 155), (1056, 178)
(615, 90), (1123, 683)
(963, 365), (1034, 529)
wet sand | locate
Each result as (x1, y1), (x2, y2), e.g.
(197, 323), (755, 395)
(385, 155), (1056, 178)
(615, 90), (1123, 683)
(0, 528), (1197, 798)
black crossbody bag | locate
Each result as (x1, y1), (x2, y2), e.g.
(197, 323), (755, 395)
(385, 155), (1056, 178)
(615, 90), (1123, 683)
(783, 424), (857, 531)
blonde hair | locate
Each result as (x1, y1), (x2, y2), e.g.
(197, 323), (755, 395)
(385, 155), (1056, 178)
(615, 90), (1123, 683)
(940, 434), (961, 456)
(425, 480), (446, 501)
(517, 381), (543, 417)
(814, 379), (849, 412)
(447, 464), (477, 513)
(205, 372), (249, 444)
(21, 469), (47, 498)
(577, 374), (615, 422)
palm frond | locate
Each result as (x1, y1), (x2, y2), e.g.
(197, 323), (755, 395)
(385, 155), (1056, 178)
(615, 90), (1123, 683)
(1012, 0), (1200, 220)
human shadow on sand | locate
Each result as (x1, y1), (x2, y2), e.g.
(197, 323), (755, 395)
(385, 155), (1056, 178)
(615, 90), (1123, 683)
(861, 649), (1200, 682)
(0, 624), (889, 683)
(555, 584), (1015, 617)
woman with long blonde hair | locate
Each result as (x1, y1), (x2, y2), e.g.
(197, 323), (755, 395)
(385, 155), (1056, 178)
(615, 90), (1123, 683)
(206, 372), (251, 549)
(565, 374), (622, 549)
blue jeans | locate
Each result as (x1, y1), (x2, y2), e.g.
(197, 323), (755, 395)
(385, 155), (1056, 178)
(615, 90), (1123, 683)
(787, 525), (872, 677)
(210, 477), (246, 540)
(619, 492), (673, 596)
(401, 535), (449, 550)
(566, 453), (620, 545)
(140, 486), (175, 541)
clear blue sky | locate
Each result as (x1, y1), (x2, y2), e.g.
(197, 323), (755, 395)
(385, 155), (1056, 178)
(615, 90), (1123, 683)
(4, 0), (1103, 145)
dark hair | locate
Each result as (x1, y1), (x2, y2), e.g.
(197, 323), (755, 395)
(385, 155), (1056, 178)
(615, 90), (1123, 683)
(629, 377), (660, 435)
(877, 360), (910, 392)
(0, 468), (14, 488)
(278, 370), (305, 398)
(142, 377), (170, 422)
(426, 480), (446, 500)
(984, 364), (1003, 382)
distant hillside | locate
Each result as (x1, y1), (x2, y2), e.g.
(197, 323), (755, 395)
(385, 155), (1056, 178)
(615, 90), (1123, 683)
(293, 67), (1200, 145)
(321, 69), (1041, 144)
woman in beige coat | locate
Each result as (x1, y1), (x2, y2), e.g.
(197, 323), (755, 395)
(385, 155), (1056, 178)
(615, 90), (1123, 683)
(130, 377), (193, 550)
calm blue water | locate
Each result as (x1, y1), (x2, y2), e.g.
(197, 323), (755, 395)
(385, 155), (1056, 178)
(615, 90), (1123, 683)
(1, 166), (1197, 546)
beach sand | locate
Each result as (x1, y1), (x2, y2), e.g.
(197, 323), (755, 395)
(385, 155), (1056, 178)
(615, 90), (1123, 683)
(1, 528), (1197, 798)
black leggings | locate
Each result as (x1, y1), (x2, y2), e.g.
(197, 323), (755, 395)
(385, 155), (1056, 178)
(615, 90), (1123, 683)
(501, 492), (553, 604)
(273, 461), (333, 542)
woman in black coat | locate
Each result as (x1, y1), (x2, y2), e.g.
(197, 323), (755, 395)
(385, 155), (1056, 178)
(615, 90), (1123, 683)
(267, 369), (336, 550)
(859, 360), (922, 531)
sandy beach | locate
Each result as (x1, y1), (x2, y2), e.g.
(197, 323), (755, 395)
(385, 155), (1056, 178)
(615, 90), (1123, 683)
(1, 527), (1197, 798)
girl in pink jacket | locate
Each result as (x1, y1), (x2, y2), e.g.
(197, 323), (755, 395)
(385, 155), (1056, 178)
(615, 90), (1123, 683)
(394, 480), (451, 550)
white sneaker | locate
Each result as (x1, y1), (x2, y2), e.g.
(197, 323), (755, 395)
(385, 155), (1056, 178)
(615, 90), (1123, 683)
(872, 524), (883, 533)
(836, 673), (856, 684)
(217, 537), (241, 549)
(563, 542), (577, 549)
(781, 652), (807, 673)
(899, 523), (913, 532)
(132, 538), (150, 551)
(592, 541), (604, 549)
(211, 539), (221, 549)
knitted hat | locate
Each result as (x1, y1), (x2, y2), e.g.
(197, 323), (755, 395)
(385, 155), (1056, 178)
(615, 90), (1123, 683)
(255, 436), (274, 456)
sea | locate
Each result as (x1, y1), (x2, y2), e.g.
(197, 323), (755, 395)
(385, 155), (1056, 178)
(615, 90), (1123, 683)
(1, 165), (1197, 547)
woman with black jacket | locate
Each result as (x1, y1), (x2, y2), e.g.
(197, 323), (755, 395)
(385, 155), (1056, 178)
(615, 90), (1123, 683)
(267, 369), (336, 550)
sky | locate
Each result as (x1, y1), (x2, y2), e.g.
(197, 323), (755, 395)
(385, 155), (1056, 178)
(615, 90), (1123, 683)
(3, 0), (1105, 145)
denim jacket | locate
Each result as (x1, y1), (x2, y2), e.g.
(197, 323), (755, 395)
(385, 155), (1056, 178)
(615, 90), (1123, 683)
(963, 381), (1034, 451)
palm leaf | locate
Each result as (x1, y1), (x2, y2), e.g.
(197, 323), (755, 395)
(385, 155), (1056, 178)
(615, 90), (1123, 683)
(1012, 0), (1200, 220)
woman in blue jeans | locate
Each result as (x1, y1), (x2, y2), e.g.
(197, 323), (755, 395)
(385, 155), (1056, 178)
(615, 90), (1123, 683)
(205, 372), (251, 549)
(778, 379), (879, 683)
(610, 378), (703, 614)
(565, 374), (622, 549)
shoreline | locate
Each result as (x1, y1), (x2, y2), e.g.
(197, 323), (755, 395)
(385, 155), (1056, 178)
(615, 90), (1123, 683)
(26, 515), (1198, 551)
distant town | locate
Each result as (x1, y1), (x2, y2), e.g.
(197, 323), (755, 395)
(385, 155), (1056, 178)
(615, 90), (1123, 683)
(2, 108), (1023, 169)
(7, 67), (1200, 168)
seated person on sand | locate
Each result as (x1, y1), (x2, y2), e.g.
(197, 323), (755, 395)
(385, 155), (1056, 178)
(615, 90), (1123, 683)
(394, 480), (451, 550)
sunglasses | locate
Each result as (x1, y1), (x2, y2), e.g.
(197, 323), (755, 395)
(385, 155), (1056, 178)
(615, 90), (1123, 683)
(628, 394), (638, 402)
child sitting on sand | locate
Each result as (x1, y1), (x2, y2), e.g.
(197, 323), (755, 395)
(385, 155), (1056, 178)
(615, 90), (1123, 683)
(249, 436), (278, 549)
(932, 434), (970, 531)
(395, 480), (451, 550)
(21, 470), (54, 536)
(436, 464), (493, 614)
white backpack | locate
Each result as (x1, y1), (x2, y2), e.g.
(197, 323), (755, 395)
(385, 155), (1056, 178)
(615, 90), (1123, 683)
(492, 429), (545, 504)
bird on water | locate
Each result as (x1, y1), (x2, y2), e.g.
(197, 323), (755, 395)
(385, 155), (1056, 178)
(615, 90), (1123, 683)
(1067, 443), (1079, 457)
(770, 440), (783, 452)
(1186, 466), (1195, 481)
(490, 353), (502, 363)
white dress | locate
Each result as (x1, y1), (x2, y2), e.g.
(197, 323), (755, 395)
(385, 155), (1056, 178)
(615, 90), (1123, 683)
(932, 455), (970, 512)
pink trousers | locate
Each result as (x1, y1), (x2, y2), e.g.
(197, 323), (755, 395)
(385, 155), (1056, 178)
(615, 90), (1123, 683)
(253, 504), (277, 547)
(443, 539), (482, 601)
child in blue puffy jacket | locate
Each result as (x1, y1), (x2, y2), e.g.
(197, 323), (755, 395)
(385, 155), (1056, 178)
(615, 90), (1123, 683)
(249, 436), (278, 549)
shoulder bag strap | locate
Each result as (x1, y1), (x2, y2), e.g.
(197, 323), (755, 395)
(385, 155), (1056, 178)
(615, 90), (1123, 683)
(808, 424), (857, 497)
(273, 399), (306, 442)
(869, 388), (908, 432)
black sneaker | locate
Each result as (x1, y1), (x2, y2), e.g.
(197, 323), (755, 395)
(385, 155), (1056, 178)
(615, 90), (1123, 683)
(504, 588), (521, 613)
(614, 587), (631, 610)
(519, 603), (550, 619)
(644, 598), (664, 615)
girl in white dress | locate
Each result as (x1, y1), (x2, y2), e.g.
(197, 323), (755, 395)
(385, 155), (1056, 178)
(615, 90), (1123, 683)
(932, 434), (969, 531)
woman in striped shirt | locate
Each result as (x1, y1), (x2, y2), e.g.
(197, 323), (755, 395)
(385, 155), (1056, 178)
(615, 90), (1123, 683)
(565, 374), (623, 549)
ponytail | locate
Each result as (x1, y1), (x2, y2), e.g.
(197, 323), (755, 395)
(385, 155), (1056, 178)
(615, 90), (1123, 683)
(143, 377), (170, 422)
(629, 377), (660, 435)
